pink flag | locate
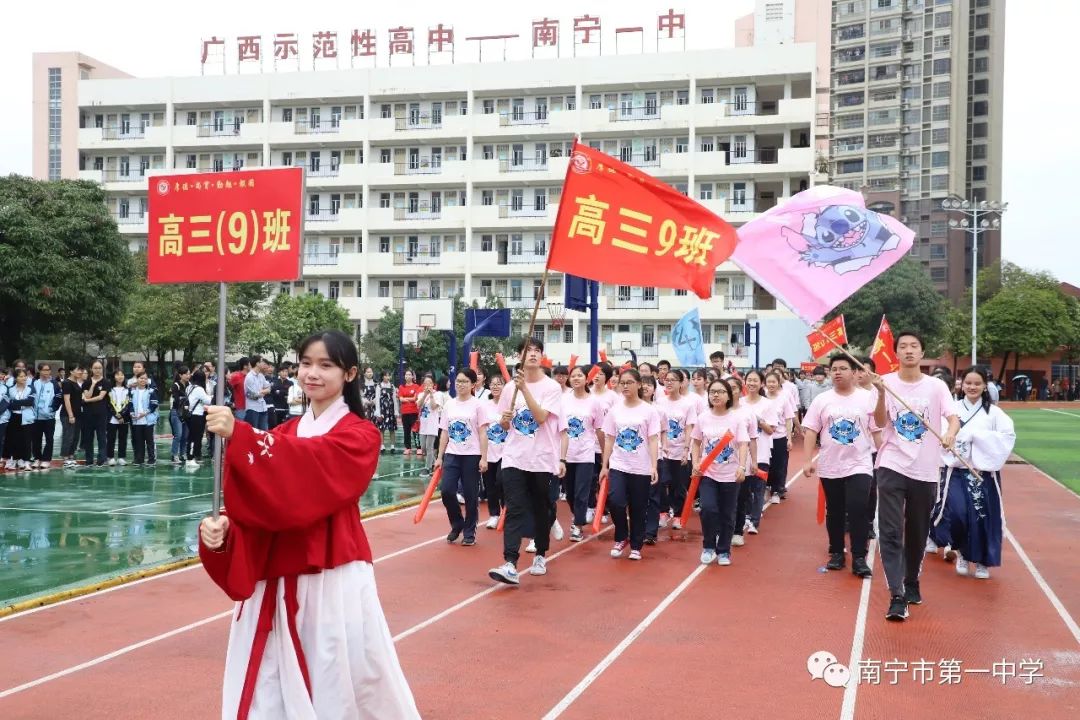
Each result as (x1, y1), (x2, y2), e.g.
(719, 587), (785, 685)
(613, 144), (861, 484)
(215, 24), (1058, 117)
(731, 186), (915, 325)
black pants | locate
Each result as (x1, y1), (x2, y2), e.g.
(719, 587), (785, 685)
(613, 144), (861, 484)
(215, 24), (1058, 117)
(868, 452), (878, 535)
(564, 461), (593, 527)
(821, 474), (872, 556)
(187, 415), (206, 460)
(60, 415), (81, 457)
(649, 458), (689, 536)
(402, 413), (418, 449)
(501, 467), (554, 564)
(32, 418), (56, 462)
(6, 414), (32, 462)
(484, 460), (502, 516)
(131, 425), (154, 464)
(876, 467), (938, 597)
(608, 469), (651, 551)
(106, 424), (128, 460)
(440, 453), (480, 540)
(588, 452), (602, 510)
(700, 480), (740, 553)
(767, 438), (790, 496)
(82, 414), (108, 465)
(269, 408), (288, 429)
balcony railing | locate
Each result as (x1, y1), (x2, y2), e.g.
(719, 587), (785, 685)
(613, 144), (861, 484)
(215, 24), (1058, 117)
(485, 293), (546, 309)
(303, 251), (340, 266)
(103, 170), (147, 182)
(306, 208), (340, 222)
(698, 148), (779, 165)
(497, 204), (550, 218)
(499, 158), (549, 173)
(506, 252), (547, 265)
(294, 119), (341, 135)
(721, 295), (776, 311)
(196, 122), (244, 137)
(394, 251), (442, 265)
(395, 115), (443, 131)
(111, 212), (146, 225)
(499, 110), (550, 126)
(393, 206), (442, 220)
(698, 100), (768, 117)
(394, 159), (444, 175)
(306, 164), (341, 178)
(609, 105), (662, 122)
(618, 153), (661, 168)
(606, 296), (660, 310)
(101, 126), (147, 140)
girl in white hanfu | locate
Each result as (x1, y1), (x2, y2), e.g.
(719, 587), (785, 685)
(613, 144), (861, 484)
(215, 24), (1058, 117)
(931, 367), (1016, 580)
(198, 330), (419, 720)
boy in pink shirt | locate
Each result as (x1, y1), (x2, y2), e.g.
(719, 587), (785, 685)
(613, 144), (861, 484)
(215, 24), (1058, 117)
(802, 355), (877, 578)
(488, 339), (564, 586)
(872, 331), (959, 622)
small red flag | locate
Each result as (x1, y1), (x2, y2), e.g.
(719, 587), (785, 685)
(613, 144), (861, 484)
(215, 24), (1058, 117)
(806, 315), (848, 360)
(548, 142), (738, 299)
(871, 315), (900, 374)
(816, 482), (826, 525)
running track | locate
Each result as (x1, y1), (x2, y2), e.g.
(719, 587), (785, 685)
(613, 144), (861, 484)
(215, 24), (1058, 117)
(1, 448), (1078, 719)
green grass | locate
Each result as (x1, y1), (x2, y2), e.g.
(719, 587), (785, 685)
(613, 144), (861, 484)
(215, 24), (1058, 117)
(1006, 408), (1080, 496)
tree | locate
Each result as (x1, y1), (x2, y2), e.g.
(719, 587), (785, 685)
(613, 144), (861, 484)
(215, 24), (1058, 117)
(0, 176), (135, 363)
(979, 276), (1070, 380)
(240, 292), (352, 365)
(835, 256), (949, 351)
(939, 305), (972, 375)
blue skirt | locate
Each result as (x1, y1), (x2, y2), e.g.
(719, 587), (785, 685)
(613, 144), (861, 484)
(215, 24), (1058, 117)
(931, 467), (1003, 567)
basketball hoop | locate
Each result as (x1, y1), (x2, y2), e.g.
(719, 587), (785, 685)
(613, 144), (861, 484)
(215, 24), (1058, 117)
(547, 301), (565, 331)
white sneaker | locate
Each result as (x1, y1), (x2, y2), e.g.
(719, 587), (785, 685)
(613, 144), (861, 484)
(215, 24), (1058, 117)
(700, 549), (718, 564)
(4, 460), (16, 470)
(746, 522), (759, 535)
(488, 562), (520, 585)
(558, 492), (567, 501)
(717, 552), (732, 566)
(974, 564), (990, 580)
(658, 513), (669, 529)
(551, 521), (564, 541)
(185, 459), (199, 468)
(29, 460), (40, 470)
(456, 493), (465, 505)
(628, 549), (642, 561)
(107, 459), (116, 467)
(526, 539), (537, 553)
(943, 545), (957, 562)
(17, 461), (30, 471)
(769, 495), (781, 505)
(610, 541), (627, 558)
(485, 516), (499, 530)
(529, 556), (547, 576)
(117, 459), (127, 466)
(955, 557), (969, 576)
(601, 513), (611, 525)
(672, 518), (683, 530)
(570, 525), (583, 542)
(586, 508), (596, 523)
(731, 534), (745, 547)
(925, 538), (939, 554)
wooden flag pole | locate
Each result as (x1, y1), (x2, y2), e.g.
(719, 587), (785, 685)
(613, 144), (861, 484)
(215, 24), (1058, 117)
(505, 266), (551, 411)
(211, 281), (228, 519)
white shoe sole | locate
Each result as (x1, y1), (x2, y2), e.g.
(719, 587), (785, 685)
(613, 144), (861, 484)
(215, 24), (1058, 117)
(488, 569), (519, 585)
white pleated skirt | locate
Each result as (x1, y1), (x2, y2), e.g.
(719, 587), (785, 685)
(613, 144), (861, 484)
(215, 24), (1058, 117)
(221, 561), (420, 719)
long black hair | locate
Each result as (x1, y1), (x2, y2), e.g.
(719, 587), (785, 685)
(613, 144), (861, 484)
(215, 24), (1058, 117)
(960, 366), (992, 414)
(297, 330), (365, 419)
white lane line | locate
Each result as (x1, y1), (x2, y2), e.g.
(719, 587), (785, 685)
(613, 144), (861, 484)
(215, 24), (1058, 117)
(1040, 408), (1080, 419)
(839, 540), (877, 720)
(0, 507), (180, 519)
(541, 563), (707, 720)
(391, 525), (615, 643)
(1005, 527), (1080, 646)
(108, 492), (211, 513)
(0, 533), (448, 696)
(0, 610), (234, 700)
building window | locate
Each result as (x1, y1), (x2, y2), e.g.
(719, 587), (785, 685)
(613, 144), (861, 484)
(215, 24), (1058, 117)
(931, 220), (947, 236)
(282, 108), (293, 122)
(934, 11), (951, 28)
(932, 58), (951, 75)
(379, 236), (390, 253)
(930, 267), (947, 282)
(973, 57), (989, 73)
(931, 175), (949, 190)
(975, 13), (989, 29)
(47, 68), (62, 180)
(971, 166), (987, 182)
(973, 35), (990, 51)
(328, 281), (340, 300)
(972, 100), (988, 116)
(931, 151), (949, 167)
(930, 244), (947, 260)
(932, 105), (950, 121)
(972, 122), (988, 138)
(971, 144), (987, 160)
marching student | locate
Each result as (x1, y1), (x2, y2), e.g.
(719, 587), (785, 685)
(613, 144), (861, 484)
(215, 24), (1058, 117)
(554, 365), (570, 393)
(483, 375), (508, 528)
(651, 369), (697, 536)
(801, 355), (876, 578)
(930, 367), (1015, 580)
(417, 375), (443, 475)
(129, 372), (159, 467)
(764, 370), (795, 503)
(3, 369), (35, 471)
(398, 369), (421, 456)
(30, 363), (61, 470)
(106, 368), (132, 466)
(434, 369), (490, 547)
(198, 329), (420, 719)
(740, 370), (778, 534)
(855, 357), (883, 540)
(728, 376), (759, 548)
(185, 370), (212, 467)
(473, 368), (492, 401)
(559, 366), (603, 542)
(689, 369), (710, 414)
(60, 366), (85, 468)
(586, 362), (617, 524)
(169, 366), (191, 465)
(488, 338), (564, 585)
(873, 331), (959, 622)
(690, 378), (749, 566)
(81, 360), (110, 468)
(599, 369), (661, 560)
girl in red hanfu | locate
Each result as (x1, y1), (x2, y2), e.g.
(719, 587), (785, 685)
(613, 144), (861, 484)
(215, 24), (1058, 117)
(199, 330), (419, 720)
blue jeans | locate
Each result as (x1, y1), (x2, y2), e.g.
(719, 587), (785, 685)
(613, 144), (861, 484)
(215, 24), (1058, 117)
(608, 468), (651, 551)
(247, 410), (269, 431)
(699, 480), (739, 553)
(233, 408), (248, 422)
(169, 408), (189, 459)
(440, 453), (480, 541)
(564, 461), (593, 527)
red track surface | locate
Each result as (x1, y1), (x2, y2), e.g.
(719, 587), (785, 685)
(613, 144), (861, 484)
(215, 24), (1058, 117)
(1, 449), (1079, 719)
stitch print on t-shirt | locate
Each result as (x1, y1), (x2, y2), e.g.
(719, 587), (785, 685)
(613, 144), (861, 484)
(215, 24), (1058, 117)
(828, 416), (862, 445)
(512, 407), (540, 437)
(615, 426), (644, 453)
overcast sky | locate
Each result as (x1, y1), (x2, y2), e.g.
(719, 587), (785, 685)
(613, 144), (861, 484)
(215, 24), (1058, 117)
(1, 0), (1075, 285)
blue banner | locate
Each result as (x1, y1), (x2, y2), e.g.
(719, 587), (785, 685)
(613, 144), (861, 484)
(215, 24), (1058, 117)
(672, 307), (706, 368)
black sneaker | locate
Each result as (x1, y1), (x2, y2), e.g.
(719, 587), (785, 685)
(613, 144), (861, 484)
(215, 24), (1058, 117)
(461, 537), (476, 547)
(886, 595), (908, 622)
(446, 529), (462, 544)
(852, 556), (872, 578)
(904, 582), (922, 605)
(644, 536), (657, 545)
(826, 552), (846, 571)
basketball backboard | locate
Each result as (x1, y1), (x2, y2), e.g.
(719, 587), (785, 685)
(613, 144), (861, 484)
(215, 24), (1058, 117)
(403, 298), (454, 335)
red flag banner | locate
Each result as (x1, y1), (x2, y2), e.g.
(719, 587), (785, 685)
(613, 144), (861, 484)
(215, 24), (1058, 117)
(147, 167), (304, 284)
(806, 315), (848, 360)
(800, 362), (820, 374)
(548, 142), (738, 299)
(871, 315), (900, 374)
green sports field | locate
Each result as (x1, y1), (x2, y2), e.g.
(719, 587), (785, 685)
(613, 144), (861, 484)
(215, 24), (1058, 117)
(1006, 408), (1080, 495)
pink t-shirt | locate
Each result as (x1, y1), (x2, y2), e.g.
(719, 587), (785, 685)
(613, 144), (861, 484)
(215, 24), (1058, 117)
(691, 410), (750, 483)
(602, 400), (661, 476)
(742, 396), (780, 464)
(733, 403), (759, 470)
(783, 380), (800, 413)
(560, 392), (604, 464)
(686, 392), (708, 418)
(483, 402), (508, 463)
(801, 388), (876, 477)
(497, 375), (563, 474)
(877, 373), (957, 483)
(656, 393), (698, 461)
(767, 392), (795, 439)
(438, 396), (490, 457)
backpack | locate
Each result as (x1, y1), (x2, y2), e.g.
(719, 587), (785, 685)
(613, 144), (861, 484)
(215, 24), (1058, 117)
(174, 382), (191, 421)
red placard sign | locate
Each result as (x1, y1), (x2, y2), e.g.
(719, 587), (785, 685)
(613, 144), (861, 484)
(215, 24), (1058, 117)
(147, 167), (304, 284)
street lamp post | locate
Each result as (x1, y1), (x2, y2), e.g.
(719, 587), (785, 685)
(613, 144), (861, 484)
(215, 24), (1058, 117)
(942, 197), (1006, 366)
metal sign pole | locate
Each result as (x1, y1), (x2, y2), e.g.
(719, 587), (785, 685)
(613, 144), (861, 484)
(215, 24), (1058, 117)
(211, 281), (227, 519)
